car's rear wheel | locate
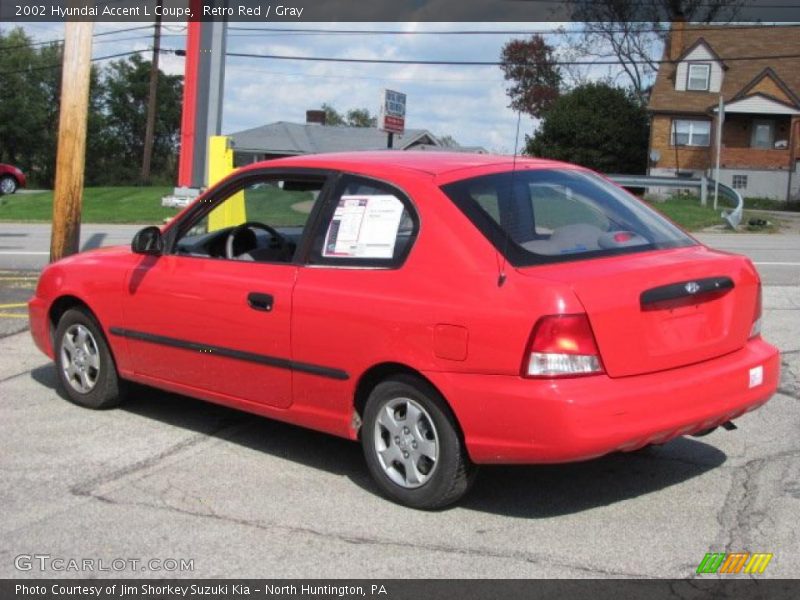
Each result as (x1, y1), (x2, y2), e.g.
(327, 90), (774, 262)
(0, 175), (17, 195)
(54, 308), (124, 409)
(362, 375), (477, 509)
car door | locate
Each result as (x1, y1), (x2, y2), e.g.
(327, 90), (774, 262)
(291, 174), (421, 413)
(118, 170), (331, 409)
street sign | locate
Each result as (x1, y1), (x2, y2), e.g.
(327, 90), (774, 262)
(380, 89), (406, 135)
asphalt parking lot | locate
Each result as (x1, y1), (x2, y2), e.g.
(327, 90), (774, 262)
(0, 227), (798, 578)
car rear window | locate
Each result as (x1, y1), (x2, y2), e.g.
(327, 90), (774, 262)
(441, 168), (696, 266)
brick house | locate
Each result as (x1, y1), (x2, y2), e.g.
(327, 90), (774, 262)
(647, 22), (800, 201)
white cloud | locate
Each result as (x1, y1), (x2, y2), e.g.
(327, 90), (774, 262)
(10, 20), (656, 155)
(217, 22), (564, 152)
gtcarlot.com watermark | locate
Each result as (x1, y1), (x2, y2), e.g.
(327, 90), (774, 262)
(14, 554), (194, 573)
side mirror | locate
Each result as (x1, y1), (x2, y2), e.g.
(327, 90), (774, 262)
(131, 226), (163, 255)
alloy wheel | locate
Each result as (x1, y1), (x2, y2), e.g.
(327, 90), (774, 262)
(373, 396), (439, 488)
(60, 324), (101, 394)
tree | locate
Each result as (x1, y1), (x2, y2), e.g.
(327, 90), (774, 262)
(0, 29), (181, 187)
(321, 103), (346, 126)
(569, 0), (740, 103)
(0, 28), (56, 183)
(526, 83), (649, 175)
(94, 53), (183, 184)
(346, 108), (377, 128)
(322, 103), (378, 127)
(437, 135), (459, 148)
(499, 35), (562, 119)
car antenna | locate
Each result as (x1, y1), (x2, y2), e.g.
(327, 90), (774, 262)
(498, 108), (523, 287)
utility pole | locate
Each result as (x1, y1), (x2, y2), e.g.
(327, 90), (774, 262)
(141, 4), (163, 183)
(50, 20), (93, 262)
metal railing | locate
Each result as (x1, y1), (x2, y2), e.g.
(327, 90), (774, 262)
(608, 174), (744, 229)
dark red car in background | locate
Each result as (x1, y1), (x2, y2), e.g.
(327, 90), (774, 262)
(0, 163), (26, 195)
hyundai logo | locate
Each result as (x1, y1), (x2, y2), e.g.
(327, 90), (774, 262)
(685, 281), (701, 294)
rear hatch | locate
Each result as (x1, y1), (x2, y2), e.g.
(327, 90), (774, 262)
(518, 245), (760, 377)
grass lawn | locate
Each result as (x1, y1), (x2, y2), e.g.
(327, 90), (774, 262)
(0, 187), (177, 224)
(645, 195), (786, 232)
(0, 186), (787, 232)
(644, 196), (724, 231)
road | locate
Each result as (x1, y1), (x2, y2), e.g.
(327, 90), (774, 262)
(696, 233), (800, 286)
(0, 223), (139, 271)
(0, 223), (798, 578)
(0, 223), (797, 283)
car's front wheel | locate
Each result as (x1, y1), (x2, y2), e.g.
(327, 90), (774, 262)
(362, 375), (477, 509)
(0, 175), (17, 195)
(54, 308), (124, 409)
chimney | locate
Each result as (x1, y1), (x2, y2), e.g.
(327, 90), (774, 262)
(669, 18), (686, 62)
(306, 109), (326, 126)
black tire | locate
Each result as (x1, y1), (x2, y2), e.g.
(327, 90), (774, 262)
(0, 175), (17, 195)
(362, 375), (477, 509)
(53, 308), (124, 409)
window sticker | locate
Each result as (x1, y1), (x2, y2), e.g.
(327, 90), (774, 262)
(323, 195), (405, 259)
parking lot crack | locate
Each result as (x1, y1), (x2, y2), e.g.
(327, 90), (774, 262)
(70, 418), (246, 499)
(79, 489), (652, 577)
(0, 368), (33, 384)
(714, 447), (800, 553)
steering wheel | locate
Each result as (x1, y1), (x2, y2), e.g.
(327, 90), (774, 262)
(225, 221), (287, 260)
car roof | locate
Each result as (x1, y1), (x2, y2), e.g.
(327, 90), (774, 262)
(241, 151), (576, 180)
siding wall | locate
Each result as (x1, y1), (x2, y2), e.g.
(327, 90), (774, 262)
(675, 45), (724, 92)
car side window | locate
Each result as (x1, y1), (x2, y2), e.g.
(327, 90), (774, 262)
(308, 176), (418, 268)
(173, 176), (326, 263)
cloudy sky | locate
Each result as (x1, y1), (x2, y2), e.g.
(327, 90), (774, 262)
(10, 21), (660, 153)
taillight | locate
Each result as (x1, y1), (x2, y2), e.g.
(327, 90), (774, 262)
(522, 314), (604, 378)
(749, 283), (762, 339)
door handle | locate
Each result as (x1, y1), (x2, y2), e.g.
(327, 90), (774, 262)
(247, 292), (274, 312)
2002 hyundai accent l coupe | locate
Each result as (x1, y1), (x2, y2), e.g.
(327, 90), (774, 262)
(29, 152), (779, 508)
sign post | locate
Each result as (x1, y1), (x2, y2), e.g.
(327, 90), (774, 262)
(379, 89), (406, 149)
(714, 95), (724, 211)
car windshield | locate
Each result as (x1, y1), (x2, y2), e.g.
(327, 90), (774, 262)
(441, 168), (696, 266)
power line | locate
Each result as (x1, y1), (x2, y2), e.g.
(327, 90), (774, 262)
(0, 24), (154, 52)
(222, 50), (800, 67)
(0, 50), (148, 77)
(228, 23), (800, 36)
(94, 25), (156, 37)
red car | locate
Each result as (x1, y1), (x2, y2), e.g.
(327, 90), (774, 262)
(29, 152), (779, 508)
(0, 163), (26, 195)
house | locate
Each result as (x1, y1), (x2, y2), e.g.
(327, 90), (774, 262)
(228, 110), (486, 166)
(647, 22), (800, 201)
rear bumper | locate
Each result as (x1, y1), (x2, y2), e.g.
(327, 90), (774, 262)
(426, 337), (780, 464)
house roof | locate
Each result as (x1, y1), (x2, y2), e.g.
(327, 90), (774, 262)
(648, 24), (800, 115)
(714, 92), (800, 115)
(732, 67), (800, 106)
(674, 38), (728, 69)
(228, 121), (440, 155)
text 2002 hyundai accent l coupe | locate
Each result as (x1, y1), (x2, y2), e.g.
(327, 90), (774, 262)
(29, 152), (779, 508)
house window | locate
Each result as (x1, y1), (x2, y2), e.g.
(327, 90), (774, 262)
(732, 175), (748, 190)
(687, 63), (711, 91)
(751, 120), (775, 149)
(672, 119), (711, 147)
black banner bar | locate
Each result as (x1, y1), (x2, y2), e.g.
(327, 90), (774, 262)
(3, 580), (800, 600)
(3, 0), (800, 23)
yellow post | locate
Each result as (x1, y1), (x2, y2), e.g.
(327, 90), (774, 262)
(207, 136), (246, 231)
